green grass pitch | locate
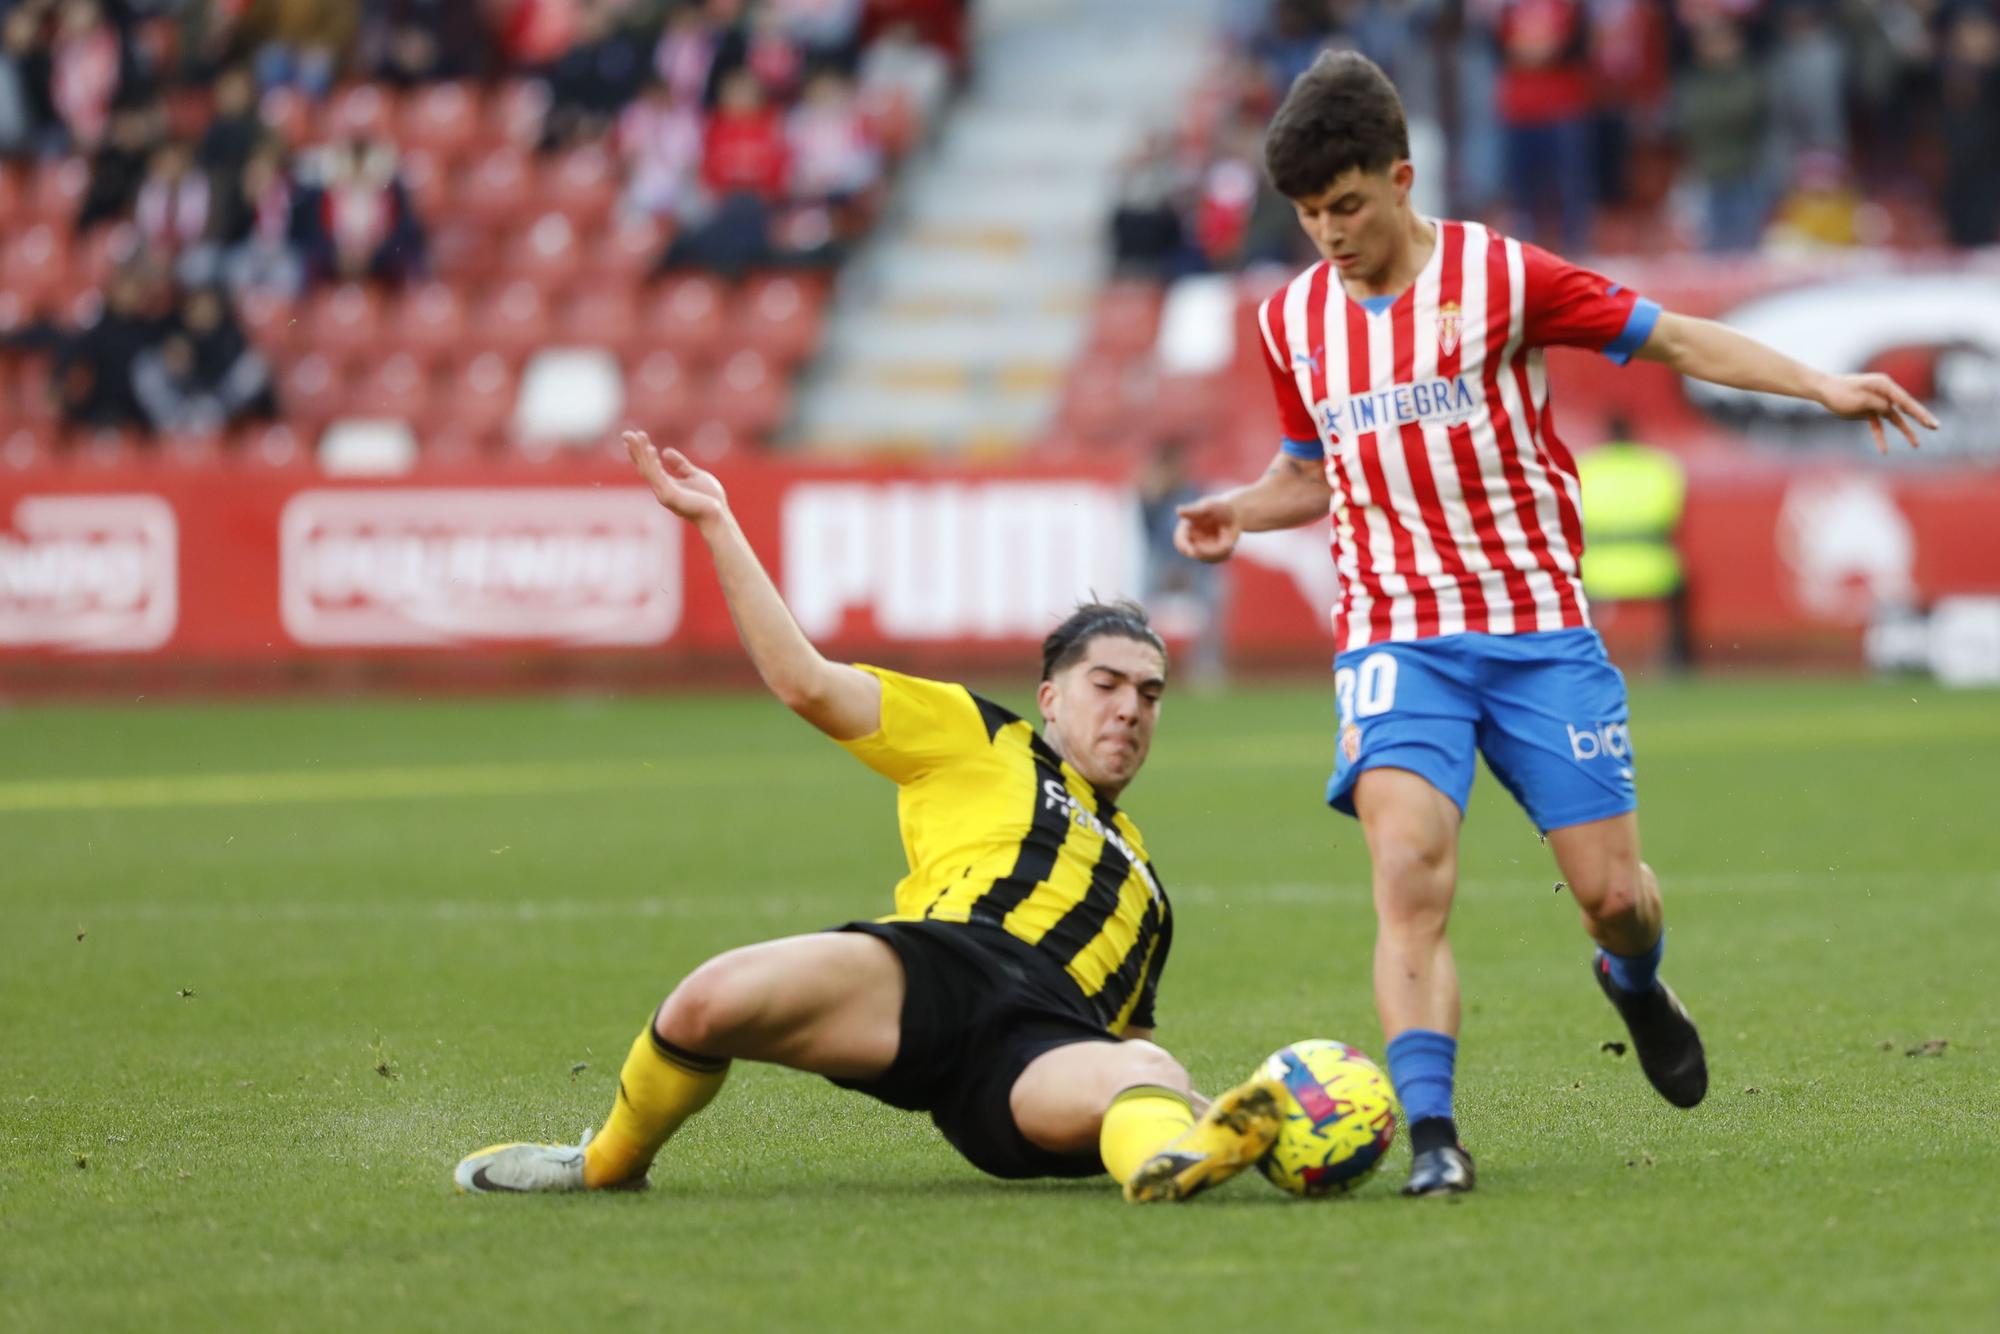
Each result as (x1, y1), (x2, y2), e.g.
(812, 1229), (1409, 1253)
(3, 675), (1996, 1332)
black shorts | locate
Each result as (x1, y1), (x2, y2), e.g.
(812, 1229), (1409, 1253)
(830, 919), (1115, 1180)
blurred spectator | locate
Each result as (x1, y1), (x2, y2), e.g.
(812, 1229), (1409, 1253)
(78, 99), (165, 230)
(239, 0), (358, 98)
(786, 68), (878, 204)
(133, 139), (211, 256)
(196, 65), (267, 190)
(1939, 2), (2000, 247)
(1769, 0), (1847, 163)
(701, 65), (787, 201)
(206, 139), (304, 295)
(1255, 0), (1334, 91)
(544, 0), (649, 147)
(858, 19), (948, 128)
(772, 0), (864, 70)
(654, 1), (724, 107)
(1111, 131), (1196, 278)
(133, 285), (277, 434)
(1494, 0), (1596, 252)
(1676, 17), (1772, 252)
(55, 262), (166, 430)
(496, 0), (584, 68)
(617, 77), (706, 221)
(0, 5), (50, 155)
(1765, 147), (1866, 251)
(294, 138), (428, 284)
(744, 2), (804, 99)
(52, 0), (122, 151)
(359, 0), (496, 85)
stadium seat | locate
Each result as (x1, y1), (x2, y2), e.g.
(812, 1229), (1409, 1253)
(0, 424), (56, 472)
(257, 86), (312, 147)
(645, 275), (727, 365)
(471, 281), (553, 360)
(460, 148), (535, 226)
(582, 217), (666, 285)
(322, 84), (398, 142)
(0, 289), (26, 340)
(556, 283), (643, 355)
(29, 158), (88, 224)
(623, 349), (696, 435)
(235, 422), (311, 470)
(422, 421), (497, 467)
(392, 282), (469, 365)
(158, 430), (227, 469)
(544, 146), (618, 229)
(280, 353), (350, 432)
(730, 274), (826, 367)
(504, 212), (584, 295)
(69, 428), (140, 470)
(1085, 281), (1166, 362)
(398, 82), (481, 164)
(234, 287), (299, 358)
(351, 353), (435, 421)
(0, 163), (22, 226)
(398, 147), (450, 220)
(445, 351), (520, 438)
(305, 284), (384, 361)
(492, 78), (553, 152)
(1053, 356), (1138, 443)
(428, 221), (501, 284)
(8, 356), (56, 423)
(683, 416), (743, 462)
(2, 224), (68, 308)
(319, 418), (420, 475)
(703, 349), (788, 439)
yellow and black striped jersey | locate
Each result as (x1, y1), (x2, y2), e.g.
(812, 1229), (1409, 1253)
(837, 665), (1172, 1033)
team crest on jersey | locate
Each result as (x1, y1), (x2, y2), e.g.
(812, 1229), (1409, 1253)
(1436, 302), (1463, 357)
(1341, 723), (1362, 764)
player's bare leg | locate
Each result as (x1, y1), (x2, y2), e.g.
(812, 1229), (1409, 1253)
(1355, 768), (1475, 1196)
(1008, 1041), (1282, 1203)
(1550, 814), (1706, 1108)
(456, 933), (904, 1193)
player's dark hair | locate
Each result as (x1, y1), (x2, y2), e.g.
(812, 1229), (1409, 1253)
(1040, 601), (1168, 683)
(1262, 50), (1410, 200)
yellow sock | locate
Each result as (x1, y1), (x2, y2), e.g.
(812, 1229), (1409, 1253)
(1098, 1084), (1196, 1185)
(581, 1025), (730, 1188)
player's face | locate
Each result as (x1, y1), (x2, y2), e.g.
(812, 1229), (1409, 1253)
(1038, 635), (1167, 798)
(1290, 163), (1413, 282)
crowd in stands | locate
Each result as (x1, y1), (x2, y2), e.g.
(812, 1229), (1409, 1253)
(0, 0), (963, 459)
(1113, 0), (2000, 277)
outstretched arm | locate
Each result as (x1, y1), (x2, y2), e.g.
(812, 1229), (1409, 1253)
(1172, 450), (1332, 564)
(1634, 312), (1939, 455)
(625, 430), (881, 740)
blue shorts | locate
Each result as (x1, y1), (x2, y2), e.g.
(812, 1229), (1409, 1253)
(1326, 628), (1636, 834)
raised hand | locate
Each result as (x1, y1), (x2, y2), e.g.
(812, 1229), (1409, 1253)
(1174, 494), (1243, 564)
(1814, 372), (1940, 455)
(625, 430), (727, 522)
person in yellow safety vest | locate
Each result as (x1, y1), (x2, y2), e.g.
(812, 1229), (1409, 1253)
(1578, 416), (1692, 668)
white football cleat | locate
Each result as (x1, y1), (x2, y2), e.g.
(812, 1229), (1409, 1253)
(454, 1128), (594, 1194)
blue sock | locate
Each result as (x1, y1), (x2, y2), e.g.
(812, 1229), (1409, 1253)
(1600, 933), (1665, 995)
(1384, 1029), (1457, 1127)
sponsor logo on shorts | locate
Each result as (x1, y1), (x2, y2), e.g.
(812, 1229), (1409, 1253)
(1567, 722), (1632, 762)
(1341, 723), (1362, 764)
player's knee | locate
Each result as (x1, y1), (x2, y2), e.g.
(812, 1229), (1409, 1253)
(1116, 1040), (1191, 1095)
(1577, 864), (1646, 926)
(655, 955), (758, 1052)
(1372, 841), (1453, 922)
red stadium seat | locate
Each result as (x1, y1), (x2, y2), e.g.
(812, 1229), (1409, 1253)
(445, 351), (519, 438)
(703, 349), (788, 439)
(459, 148), (534, 226)
(257, 86), (312, 147)
(644, 275), (727, 365)
(351, 353), (435, 421)
(1085, 281), (1165, 362)
(491, 79), (552, 152)
(397, 147), (450, 221)
(543, 145), (618, 229)
(683, 416), (743, 462)
(0, 424), (57, 472)
(322, 84), (398, 142)
(582, 216), (666, 285)
(234, 287), (299, 358)
(1, 225), (69, 309)
(70, 428), (140, 470)
(470, 281), (553, 359)
(9, 356), (56, 423)
(392, 282), (468, 364)
(421, 421), (498, 467)
(305, 284), (384, 361)
(427, 221), (501, 283)
(280, 352), (350, 431)
(235, 422), (312, 470)
(557, 284), (642, 354)
(30, 158), (88, 223)
(503, 212), (584, 296)
(398, 82), (482, 164)
(158, 430), (227, 469)
(623, 349), (696, 434)
(0, 163), (23, 226)
(730, 274), (826, 367)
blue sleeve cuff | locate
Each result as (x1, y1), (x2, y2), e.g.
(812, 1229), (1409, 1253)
(1280, 436), (1325, 460)
(1601, 296), (1662, 365)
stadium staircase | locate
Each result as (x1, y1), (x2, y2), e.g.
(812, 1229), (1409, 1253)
(789, 0), (1220, 454)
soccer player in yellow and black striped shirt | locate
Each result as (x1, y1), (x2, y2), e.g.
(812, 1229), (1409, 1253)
(454, 431), (1285, 1203)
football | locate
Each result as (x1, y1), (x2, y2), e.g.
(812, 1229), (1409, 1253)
(1256, 1039), (1400, 1197)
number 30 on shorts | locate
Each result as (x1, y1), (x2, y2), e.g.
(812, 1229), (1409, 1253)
(1335, 653), (1399, 724)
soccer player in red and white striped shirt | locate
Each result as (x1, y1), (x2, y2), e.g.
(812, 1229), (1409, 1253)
(1176, 51), (1935, 1197)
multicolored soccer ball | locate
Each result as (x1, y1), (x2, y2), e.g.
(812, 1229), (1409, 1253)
(1255, 1039), (1400, 1197)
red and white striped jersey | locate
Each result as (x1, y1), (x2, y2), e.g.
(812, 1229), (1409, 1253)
(1258, 219), (1661, 653)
